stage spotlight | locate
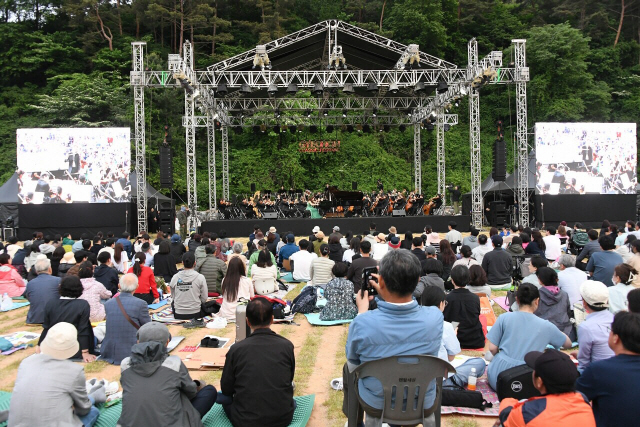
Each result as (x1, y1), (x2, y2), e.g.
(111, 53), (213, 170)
(342, 83), (355, 94)
(444, 124), (451, 132)
(367, 82), (379, 94)
(326, 125), (334, 133)
(460, 86), (468, 96)
(216, 83), (228, 95)
(253, 125), (261, 134)
(310, 125), (318, 134)
(233, 126), (243, 135)
(426, 123), (435, 131)
(437, 80), (448, 93)
(273, 125), (280, 133)
(388, 82), (399, 94)
(297, 125), (305, 133)
(404, 109), (412, 116)
(274, 109), (281, 118)
(322, 109), (328, 116)
(240, 84), (251, 94)
(399, 124), (406, 132)
(356, 124), (363, 132)
(281, 125), (288, 133)
(304, 109), (312, 118)
(260, 124), (267, 133)
(363, 124), (371, 133)
(313, 83), (324, 97)
(414, 82), (426, 94)
(286, 83), (298, 95)
(372, 108), (378, 117)
(379, 126), (384, 133)
(268, 83), (278, 97)
(342, 109), (348, 118)
(347, 124), (354, 133)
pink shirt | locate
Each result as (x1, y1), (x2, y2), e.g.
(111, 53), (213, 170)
(0, 265), (26, 297)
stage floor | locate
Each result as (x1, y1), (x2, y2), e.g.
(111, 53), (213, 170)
(200, 215), (471, 237)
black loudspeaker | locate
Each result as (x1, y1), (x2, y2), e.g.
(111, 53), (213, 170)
(490, 201), (507, 227)
(392, 209), (406, 217)
(262, 212), (278, 219)
(352, 181), (358, 190)
(159, 146), (174, 188)
(492, 139), (507, 182)
(250, 183), (256, 193)
(159, 200), (175, 234)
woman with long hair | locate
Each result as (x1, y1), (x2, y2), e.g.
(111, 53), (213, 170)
(113, 242), (129, 273)
(218, 257), (254, 320)
(342, 237), (361, 264)
(127, 252), (159, 304)
(400, 231), (413, 250)
(251, 249), (278, 295)
(153, 240), (178, 282)
(50, 246), (66, 277)
(525, 230), (546, 257)
(438, 239), (457, 283)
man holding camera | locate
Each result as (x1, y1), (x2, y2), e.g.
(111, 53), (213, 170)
(342, 249), (444, 424)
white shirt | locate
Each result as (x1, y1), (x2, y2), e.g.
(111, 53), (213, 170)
(471, 245), (492, 264)
(372, 243), (388, 261)
(289, 250), (317, 281)
(453, 257), (480, 268)
(343, 249), (356, 263)
(609, 283), (632, 314)
(446, 230), (462, 245)
(557, 267), (588, 306)
(543, 235), (562, 261)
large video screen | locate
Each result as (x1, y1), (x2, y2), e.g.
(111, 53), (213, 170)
(535, 123), (637, 195)
(16, 128), (131, 204)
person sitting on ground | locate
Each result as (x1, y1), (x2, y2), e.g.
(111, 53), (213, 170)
(320, 262), (357, 321)
(343, 237), (361, 264)
(116, 232), (134, 259)
(372, 232), (389, 261)
(558, 224), (570, 246)
(416, 258), (446, 301)
(422, 286), (486, 387)
(520, 231), (531, 250)
(310, 244), (335, 288)
(194, 237), (210, 267)
(486, 283), (572, 390)
(609, 263), (637, 313)
(90, 236), (103, 257)
(498, 349), (596, 427)
(217, 257), (254, 321)
(587, 235), (624, 287)
(576, 311), (640, 427)
(425, 226), (441, 253)
(445, 221), (462, 253)
(576, 229), (602, 271)
(312, 230), (326, 257)
(77, 261), (112, 322)
(481, 235), (513, 289)
(279, 234), (299, 267)
(438, 240), (457, 285)
(543, 226), (562, 262)
(140, 242), (154, 267)
(169, 234), (187, 261)
(615, 234), (635, 263)
(24, 243), (41, 273)
(462, 227), (480, 250)
(119, 322), (217, 427)
(152, 240), (178, 283)
(0, 253), (25, 297)
(101, 273), (151, 365)
(522, 256), (549, 288)
(50, 246), (66, 277)
(93, 251), (120, 296)
(502, 224), (520, 245)
(526, 230), (547, 257)
(628, 288), (640, 313)
(8, 323), (105, 427)
(196, 244), (228, 296)
(289, 239), (317, 282)
(453, 245), (479, 268)
(112, 242), (129, 274)
(219, 298), (295, 426)
(328, 232), (345, 263)
(227, 242), (249, 266)
(187, 233), (201, 254)
(400, 231), (413, 250)
(76, 239), (97, 265)
(410, 236), (427, 262)
(169, 252), (208, 327)
(557, 254), (588, 306)
(472, 234), (492, 264)
(342, 249), (443, 424)
(251, 249), (279, 295)
(127, 252), (160, 304)
(346, 240), (378, 292)
(5, 235), (20, 258)
(468, 264), (492, 298)
(571, 281), (615, 372)
(443, 265), (485, 349)
(38, 276), (97, 362)
(25, 258), (60, 324)
(534, 267), (574, 339)
(38, 235), (55, 256)
(247, 239), (278, 276)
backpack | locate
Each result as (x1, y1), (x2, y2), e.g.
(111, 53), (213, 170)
(291, 285), (318, 314)
(252, 295), (291, 319)
(572, 231), (589, 247)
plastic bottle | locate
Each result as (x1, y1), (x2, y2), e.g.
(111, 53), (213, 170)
(468, 368), (477, 391)
(1, 293), (12, 311)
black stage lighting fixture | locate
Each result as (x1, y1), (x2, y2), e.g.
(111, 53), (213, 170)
(309, 125), (318, 133)
(233, 126), (243, 134)
(426, 123), (435, 131)
(273, 125), (280, 133)
(267, 84), (278, 96)
(367, 82), (379, 93)
(437, 80), (448, 93)
(399, 124), (406, 132)
(313, 83), (324, 96)
(286, 83), (298, 95)
(444, 124), (451, 132)
(274, 109), (281, 118)
(383, 125), (390, 133)
(216, 83), (228, 95)
(342, 83), (355, 94)
(240, 84), (251, 94)
(363, 124), (371, 133)
(322, 109), (328, 116)
(326, 125), (334, 133)
(347, 125), (354, 133)
(342, 109), (348, 117)
(372, 108), (378, 117)
(414, 82), (426, 94)
(289, 126), (297, 134)
(304, 109), (312, 118)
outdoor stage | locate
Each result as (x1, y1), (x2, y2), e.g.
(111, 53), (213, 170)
(200, 215), (471, 237)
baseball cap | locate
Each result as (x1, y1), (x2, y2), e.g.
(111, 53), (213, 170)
(137, 322), (171, 344)
(333, 226), (340, 232)
(312, 226), (320, 234)
(491, 235), (503, 246)
(580, 281), (609, 308)
(171, 234), (181, 243)
(286, 233), (295, 243)
(40, 322), (80, 360)
(425, 246), (436, 255)
(389, 236), (401, 249)
(524, 349), (579, 387)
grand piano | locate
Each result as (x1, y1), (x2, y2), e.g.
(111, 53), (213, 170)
(321, 186), (364, 216)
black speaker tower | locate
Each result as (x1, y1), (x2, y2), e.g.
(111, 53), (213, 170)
(492, 120), (507, 182)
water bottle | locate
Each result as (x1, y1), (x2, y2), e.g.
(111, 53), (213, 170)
(1, 293), (12, 311)
(468, 367), (477, 391)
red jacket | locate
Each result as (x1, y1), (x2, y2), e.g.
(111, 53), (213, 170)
(499, 392), (596, 427)
(127, 265), (159, 299)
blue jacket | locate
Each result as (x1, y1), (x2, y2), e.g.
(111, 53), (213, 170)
(101, 293), (151, 365)
(279, 243), (300, 264)
(346, 299), (443, 409)
(25, 273), (61, 324)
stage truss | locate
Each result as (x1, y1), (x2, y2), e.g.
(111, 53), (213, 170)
(130, 20), (529, 232)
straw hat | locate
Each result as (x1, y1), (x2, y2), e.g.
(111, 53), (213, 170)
(40, 322), (79, 360)
(426, 232), (440, 244)
(376, 233), (386, 243)
(62, 251), (76, 264)
(388, 226), (397, 234)
(316, 231), (325, 240)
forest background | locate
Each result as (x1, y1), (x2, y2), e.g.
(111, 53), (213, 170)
(1, 0), (639, 204)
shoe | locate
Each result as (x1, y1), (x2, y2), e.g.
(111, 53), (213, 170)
(330, 377), (343, 391)
(85, 378), (98, 394)
(183, 318), (205, 329)
(104, 380), (119, 396)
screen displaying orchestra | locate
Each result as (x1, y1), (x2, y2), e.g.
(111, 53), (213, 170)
(16, 128), (131, 204)
(216, 186), (446, 220)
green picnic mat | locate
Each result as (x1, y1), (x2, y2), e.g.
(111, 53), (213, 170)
(203, 394), (315, 427)
(0, 390), (10, 427)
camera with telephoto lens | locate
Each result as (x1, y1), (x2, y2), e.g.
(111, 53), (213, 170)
(362, 266), (379, 296)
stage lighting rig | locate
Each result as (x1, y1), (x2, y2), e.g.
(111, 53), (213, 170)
(395, 44), (421, 70)
(329, 45), (347, 70)
(252, 45), (272, 70)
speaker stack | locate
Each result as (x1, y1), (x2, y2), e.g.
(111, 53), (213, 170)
(492, 120), (507, 182)
(490, 201), (507, 227)
(158, 200), (175, 234)
(159, 146), (173, 188)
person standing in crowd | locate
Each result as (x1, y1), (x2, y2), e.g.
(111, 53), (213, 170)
(346, 240), (378, 292)
(557, 254), (588, 306)
(498, 350), (596, 426)
(24, 258), (60, 324)
(481, 235), (513, 289)
(443, 265), (485, 349)
(119, 323), (217, 427)
(450, 185), (461, 215)
(445, 221), (462, 252)
(219, 298), (295, 427)
(176, 205), (189, 240)
(587, 235), (624, 287)
(576, 311), (640, 427)
(101, 274), (151, 365)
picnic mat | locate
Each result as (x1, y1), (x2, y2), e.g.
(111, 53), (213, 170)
(202, 394), (315, 427)
(94, 400), (122, 427)
(493, 296), (511, 312)
(280, 272), (303, 283)
(0, 391), (10, 427)
(304, 313), (353, 326)
(441, 378), (499, 417)
(0, 302), (29, 312)
(148, 300), (169, 310)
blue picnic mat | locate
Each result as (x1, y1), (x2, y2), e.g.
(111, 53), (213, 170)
(0, 302), (29, 312)
(304, 313), (353, 326)
(0, 391), (10, 427)
(148, 300), (169, 310)
(280, 272), (304, 283)
(203, 394), (315, 427)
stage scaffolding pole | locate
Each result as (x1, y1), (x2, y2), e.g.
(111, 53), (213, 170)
(222, 125), (229, 201)
(414, 123), (421, 194)
(131, 42), (147, 233)
(514, 39), (530, 226)
(207, 115), (217, 216)
(468, 39), (483, 228)
(183, 41), (198, 231)
(436, 109), (445, 196)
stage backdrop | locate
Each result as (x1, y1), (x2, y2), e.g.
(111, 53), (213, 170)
(534, 194), (636, 229)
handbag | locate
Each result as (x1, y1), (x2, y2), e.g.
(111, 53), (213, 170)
(115, 296), (140, 330)
(441, 383), (492, 410)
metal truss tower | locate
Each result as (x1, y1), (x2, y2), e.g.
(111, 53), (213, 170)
(183, 41), (197, 230)
(414, 123), (421, 193)
(221, 126), (229, 201)
(468, 39), (483, 228)
(436, 110), (445, 196)
(131, 42), (147, 233)
(514, 39), (530, 226)
(207, 115), (217, 216)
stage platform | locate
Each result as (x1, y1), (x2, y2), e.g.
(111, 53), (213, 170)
(200, 215), (471, 237)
